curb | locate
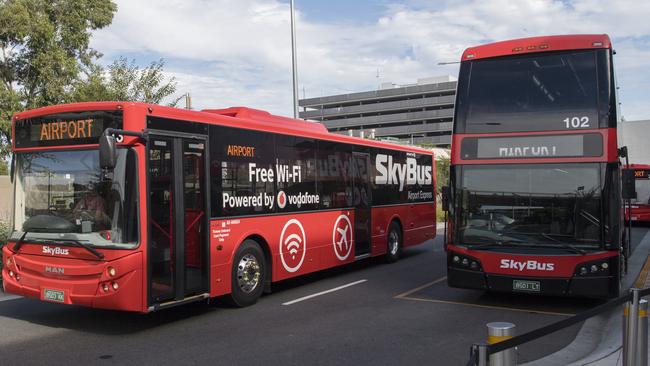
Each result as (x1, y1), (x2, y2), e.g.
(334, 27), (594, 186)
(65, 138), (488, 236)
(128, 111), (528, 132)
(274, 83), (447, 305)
(523, 230), (650, 366)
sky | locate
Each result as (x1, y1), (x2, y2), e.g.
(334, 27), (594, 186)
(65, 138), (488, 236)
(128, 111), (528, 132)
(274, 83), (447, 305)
(90, 0), (650, 121)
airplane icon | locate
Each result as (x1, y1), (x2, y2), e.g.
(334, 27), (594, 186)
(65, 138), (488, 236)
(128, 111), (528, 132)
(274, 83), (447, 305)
(336, 224), (350, 252)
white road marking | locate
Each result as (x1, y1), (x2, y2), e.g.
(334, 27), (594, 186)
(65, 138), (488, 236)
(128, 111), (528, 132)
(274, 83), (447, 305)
(282, 279), (368, 306)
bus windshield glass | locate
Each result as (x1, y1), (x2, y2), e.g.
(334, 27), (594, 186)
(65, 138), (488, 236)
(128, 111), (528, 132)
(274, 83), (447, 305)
(458, 49), (601, 133)
(12, 149), (138, 248)
(456, 163), (603, 247)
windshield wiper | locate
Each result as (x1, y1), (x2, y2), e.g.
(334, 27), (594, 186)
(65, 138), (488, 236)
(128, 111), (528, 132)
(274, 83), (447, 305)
(540, 233), (586, 255)
(29, 238), (104, 260)
(12, 231), (29, 252)
(59, 239), (105, 260)
(466, 239), (525, 249)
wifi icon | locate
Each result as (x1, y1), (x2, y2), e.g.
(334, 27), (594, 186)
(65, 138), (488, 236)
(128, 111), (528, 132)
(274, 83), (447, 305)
(279, 219), (307, 273)
(285, 234), (303, 259)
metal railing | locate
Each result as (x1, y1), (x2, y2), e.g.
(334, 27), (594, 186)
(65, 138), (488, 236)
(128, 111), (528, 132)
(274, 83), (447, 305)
(465, 287), (650, 366)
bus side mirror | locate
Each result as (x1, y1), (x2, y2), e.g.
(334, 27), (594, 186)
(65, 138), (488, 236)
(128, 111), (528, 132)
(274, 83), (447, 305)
(441, 186), (450, 212)
(99, 134), (117, 170)
(622, 169), (637, 200)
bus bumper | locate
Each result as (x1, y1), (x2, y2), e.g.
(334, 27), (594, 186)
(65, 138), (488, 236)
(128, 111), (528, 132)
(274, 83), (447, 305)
(2, 247), (144, 312)
(447, 267), (618, 298)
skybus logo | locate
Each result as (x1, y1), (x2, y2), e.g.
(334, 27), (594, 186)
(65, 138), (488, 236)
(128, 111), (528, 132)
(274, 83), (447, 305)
(375, 154), (432, 191)
(42, 246), (70, 256)
(500, 259), (555, 272)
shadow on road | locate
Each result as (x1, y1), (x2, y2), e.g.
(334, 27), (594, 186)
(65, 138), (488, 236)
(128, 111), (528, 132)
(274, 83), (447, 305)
(0, 296), (219, 335)
(0, 242), (431, 335)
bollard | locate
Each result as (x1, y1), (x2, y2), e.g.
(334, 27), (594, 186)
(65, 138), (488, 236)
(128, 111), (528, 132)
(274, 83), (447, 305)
(487, 322), (517, 366)
(623, 290), (648, 366)
(624, 298), (648, 366)
(638, 299), (648, 366)
(477, 344), (488, 366)
(624, 301), (632, 365)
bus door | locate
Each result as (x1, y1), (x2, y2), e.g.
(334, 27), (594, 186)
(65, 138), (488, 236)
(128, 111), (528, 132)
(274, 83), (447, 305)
(353, 152), (372, 257)
(147, 134), (209, 306)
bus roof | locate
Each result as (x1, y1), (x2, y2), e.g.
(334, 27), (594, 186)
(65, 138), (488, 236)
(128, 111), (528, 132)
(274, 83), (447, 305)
(461, 34), (611, 61)
(13, 101), (434, 155)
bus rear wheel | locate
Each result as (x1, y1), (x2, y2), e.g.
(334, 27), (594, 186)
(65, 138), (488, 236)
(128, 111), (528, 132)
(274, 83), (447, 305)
(385, 222), (402, 263)
(227, 240), (266, 307)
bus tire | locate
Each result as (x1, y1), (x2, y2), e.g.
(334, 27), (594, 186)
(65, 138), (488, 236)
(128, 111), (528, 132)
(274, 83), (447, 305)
(227, 240), (266, 307)
(385, 222), (402, 263)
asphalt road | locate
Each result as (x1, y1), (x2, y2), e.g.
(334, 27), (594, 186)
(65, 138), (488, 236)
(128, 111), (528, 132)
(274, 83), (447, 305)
(0, 226), (647, 365)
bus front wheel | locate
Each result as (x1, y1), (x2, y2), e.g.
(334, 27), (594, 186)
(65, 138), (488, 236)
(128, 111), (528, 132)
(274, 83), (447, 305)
(385, 222), (402, 263)
(227, 240), (266, 307)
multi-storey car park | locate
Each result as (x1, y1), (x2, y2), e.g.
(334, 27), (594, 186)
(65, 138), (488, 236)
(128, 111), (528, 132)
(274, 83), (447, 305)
(299, 76), (456, 146)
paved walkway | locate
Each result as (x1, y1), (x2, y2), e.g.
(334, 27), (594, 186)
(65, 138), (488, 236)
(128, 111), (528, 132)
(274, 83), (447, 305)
(635, 256), (650, 289)
(525, 231), (650, 366)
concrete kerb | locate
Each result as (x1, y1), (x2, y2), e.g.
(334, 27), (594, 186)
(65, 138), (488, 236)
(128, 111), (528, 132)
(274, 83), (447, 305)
(523, 230), (650, 366)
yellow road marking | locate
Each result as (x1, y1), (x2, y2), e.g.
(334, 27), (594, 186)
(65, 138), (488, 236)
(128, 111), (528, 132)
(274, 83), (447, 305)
(397, 296), (576, 317)
(394, 276), (447, 299)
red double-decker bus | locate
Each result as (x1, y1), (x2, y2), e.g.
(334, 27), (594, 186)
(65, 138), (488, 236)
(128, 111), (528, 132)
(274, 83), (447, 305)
(444, 34), (626, 298)
(624, 164), (650, 223)
(3, 103), (436, 312)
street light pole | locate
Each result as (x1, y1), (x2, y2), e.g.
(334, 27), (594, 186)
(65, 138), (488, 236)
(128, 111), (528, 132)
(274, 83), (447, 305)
(290, 0), (300, 119)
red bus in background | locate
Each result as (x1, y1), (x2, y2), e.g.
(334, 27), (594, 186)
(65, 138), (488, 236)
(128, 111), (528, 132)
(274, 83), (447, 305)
(624, 164), (650, 223)
(3, 102), (436, 312)
(444, 34), (626, 298)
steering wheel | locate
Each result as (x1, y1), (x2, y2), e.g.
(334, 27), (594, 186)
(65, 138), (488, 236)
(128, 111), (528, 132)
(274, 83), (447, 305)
(76, 210), (95, 221)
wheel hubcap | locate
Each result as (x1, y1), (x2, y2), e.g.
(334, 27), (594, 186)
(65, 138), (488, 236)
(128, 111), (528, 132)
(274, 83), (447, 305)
(389, 231), (399, 255)
(237, 254), (261, 293)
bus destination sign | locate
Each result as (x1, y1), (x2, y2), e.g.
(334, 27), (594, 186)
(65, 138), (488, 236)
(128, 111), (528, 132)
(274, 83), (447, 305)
(461, 133), (603, 160)
(14, 111), (123, 148)
(35, 118), (102, 142)
(635, 170), (650, 179)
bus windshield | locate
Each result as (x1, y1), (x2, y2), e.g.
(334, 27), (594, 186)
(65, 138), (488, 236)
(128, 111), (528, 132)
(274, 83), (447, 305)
(456, 163), (603, 248)
(457, 49), (603, 133)
(12, 149), (138, 248)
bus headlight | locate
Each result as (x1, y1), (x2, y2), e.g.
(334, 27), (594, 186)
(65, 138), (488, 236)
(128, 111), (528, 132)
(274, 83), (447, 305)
(575, 259), (613, 277)
(107, 267), (116, 277)
(449, 253), (483, 271)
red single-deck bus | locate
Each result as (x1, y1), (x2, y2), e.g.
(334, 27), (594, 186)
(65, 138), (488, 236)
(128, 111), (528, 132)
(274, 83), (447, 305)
(444, 34), (626, 298)
(624, 164), (650, 223)
(3, 103), (436, 312)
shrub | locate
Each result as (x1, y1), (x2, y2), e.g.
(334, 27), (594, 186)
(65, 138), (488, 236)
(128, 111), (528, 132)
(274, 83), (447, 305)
(0, 221), (8, 244)
(0, 221), (8, 274)
(436, 204), (448, 223)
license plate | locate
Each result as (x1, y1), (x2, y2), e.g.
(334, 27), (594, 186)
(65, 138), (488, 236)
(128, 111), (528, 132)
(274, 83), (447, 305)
(43, 289), (65, 303)
(513, 280), (540, 292)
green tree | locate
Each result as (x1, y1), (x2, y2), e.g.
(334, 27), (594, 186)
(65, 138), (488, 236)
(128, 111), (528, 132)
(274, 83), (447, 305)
(0, 0), (118, 158)
(435, 156), (450, 194)
(1, 1), (182, 161)
(73, 57), (182, 106)
(0, 159), (7, 175)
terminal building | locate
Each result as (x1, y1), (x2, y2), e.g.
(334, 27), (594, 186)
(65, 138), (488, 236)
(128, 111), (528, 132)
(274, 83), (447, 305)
(299, 76), (457, 146)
